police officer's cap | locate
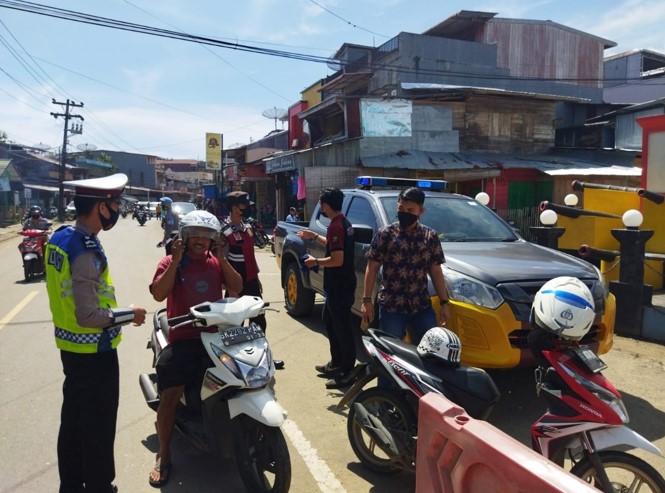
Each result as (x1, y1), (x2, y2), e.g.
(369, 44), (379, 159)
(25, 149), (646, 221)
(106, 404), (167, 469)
(226, 191), (254, 206)
(64, 173), (128, 200)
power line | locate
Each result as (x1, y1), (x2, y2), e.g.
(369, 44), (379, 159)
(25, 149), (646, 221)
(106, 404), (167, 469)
(307, 0), (389, 39)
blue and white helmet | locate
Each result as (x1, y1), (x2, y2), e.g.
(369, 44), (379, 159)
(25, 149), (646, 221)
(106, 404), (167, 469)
(179, 210), (220, 243)
(532, 276), (595, 341)
(417, 327), (462, 366)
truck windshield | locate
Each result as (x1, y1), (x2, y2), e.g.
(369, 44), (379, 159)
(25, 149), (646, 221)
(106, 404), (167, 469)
(379, 196), (519, 242)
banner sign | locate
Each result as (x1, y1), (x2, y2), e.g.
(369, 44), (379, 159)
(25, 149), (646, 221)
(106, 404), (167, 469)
(266, 154), (295, 173)
(205, 133), (223, 170)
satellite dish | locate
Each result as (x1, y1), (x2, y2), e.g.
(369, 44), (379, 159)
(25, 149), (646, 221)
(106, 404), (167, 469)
(327, 55), (342, 72)
(33, 142), (51, 151)
(262, 107), (288, 130)
(77, 143), (97, 152)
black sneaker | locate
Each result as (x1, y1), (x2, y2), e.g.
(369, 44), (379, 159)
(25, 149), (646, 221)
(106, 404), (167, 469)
(315, 362), (340, 377)
(325, 369), (357, 389)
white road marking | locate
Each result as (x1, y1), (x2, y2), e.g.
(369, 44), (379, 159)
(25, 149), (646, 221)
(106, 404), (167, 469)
(282, 418), (347, 493)
(0, 290), (39, 331)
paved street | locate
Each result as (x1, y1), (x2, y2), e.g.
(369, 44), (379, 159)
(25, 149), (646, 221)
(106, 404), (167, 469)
(0, 216), (664, 492)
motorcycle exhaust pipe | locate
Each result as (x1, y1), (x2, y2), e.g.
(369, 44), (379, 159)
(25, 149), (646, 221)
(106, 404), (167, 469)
(352, 403), (401, 459)
(139, 373), (160, 412)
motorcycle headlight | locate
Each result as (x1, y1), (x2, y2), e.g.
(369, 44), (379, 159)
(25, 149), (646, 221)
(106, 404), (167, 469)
(211, 344), (243, 380)
(210, 343), (272, 389)
(560, 362), (629, 423)
(443, 268), (504, 309)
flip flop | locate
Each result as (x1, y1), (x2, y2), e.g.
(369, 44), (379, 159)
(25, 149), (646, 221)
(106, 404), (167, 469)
(148, 460), (171, 488)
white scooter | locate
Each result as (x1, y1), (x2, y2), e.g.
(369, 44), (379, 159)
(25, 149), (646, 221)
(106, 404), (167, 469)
(139, 296), (291, 493)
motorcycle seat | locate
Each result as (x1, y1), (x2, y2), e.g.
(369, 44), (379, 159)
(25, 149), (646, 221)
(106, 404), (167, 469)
(375, 334), (426, 370)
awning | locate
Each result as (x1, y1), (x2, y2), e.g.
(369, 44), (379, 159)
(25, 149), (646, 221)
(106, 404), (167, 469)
(360, 149), (641, 177)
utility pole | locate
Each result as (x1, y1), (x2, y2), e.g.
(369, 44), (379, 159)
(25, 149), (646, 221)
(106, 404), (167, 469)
(51, 99), (84, 222)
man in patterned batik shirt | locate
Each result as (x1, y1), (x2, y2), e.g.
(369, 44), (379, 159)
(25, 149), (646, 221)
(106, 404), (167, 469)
(361, 187), (451, 345)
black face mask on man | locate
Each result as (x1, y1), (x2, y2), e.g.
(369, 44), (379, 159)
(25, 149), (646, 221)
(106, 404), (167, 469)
(397, 211), (419, 229)
(239, 207), (252, 219)
(100, 202), (120, 231)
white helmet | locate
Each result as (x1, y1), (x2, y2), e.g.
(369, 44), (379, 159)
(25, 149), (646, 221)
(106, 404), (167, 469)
(531, 276), (595, 341)
(417, 327), (462, 366)
(179, 210), (221, 243)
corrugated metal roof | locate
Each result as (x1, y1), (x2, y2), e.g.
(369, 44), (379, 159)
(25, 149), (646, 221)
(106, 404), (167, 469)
(401, 83), (589, 102)
(360, 150), (641, 177)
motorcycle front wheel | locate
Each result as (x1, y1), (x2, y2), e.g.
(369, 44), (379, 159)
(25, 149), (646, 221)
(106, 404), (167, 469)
(233, 416), (291, 493)
(23, 260), (32, 281)
(254, 232), (267, 249)
(347, 387), (417, 475)
(571, 450), (665, 492)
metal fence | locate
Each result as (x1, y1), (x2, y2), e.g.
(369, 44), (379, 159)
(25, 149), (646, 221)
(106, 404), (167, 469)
(495, 206), (541, 242)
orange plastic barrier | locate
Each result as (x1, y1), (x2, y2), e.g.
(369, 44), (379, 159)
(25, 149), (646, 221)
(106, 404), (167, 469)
(416, 392), (597, 493)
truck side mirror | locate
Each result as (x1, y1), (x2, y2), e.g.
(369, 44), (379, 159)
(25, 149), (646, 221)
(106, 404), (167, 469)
(353, 226), (374, 244)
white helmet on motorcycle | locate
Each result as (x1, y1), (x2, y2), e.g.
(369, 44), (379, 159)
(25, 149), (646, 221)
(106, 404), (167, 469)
(417, 327), (462, 366)
(179, 210), (221, 243)
(531, 276), (595, 341)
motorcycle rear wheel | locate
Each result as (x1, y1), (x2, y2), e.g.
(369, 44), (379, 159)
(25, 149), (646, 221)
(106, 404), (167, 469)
(23, 261), (32, 282)
(570, 450), (665, 492)
(233, 416), (291, 493)
(347, 387), (417, 474)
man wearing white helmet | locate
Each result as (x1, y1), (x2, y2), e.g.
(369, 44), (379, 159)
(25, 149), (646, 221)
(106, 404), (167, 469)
(148, 210), (242, 487)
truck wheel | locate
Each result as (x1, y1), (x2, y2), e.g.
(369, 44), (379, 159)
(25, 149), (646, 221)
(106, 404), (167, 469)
(284, 262), (315, 317)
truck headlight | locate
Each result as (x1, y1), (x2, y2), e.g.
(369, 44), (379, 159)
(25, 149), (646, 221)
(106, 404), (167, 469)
(443, 269), (504, 309)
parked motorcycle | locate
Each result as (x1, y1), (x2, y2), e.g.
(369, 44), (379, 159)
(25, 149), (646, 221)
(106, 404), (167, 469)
(139, 296), (291, 493)
(133, 208), (148, 226)
(337, 328), (500, 474)
(528, 276), (665, 492)
(246, 217), (270, 249)
(529, 327), (665, 491)
(18, 228), (51, 281)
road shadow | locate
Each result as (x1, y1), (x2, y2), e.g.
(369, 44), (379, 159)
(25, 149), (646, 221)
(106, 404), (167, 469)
(484, 367), (665, 447)
(140, 432), (247, 492)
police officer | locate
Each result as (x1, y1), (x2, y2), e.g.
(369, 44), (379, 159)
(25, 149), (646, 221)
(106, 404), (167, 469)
(45, 173), (147, 493)
(221, 191), (284, 369)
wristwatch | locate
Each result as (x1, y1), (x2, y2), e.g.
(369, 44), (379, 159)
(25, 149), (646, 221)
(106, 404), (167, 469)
(439, 299), (449, 305)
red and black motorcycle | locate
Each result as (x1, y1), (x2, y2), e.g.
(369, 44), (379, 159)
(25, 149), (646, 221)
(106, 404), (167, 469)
(529, 328), (665, 491)
(18, 228), (50, 281)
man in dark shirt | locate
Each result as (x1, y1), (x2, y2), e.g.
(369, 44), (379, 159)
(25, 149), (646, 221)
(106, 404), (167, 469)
(361, 187), (450, 345)
(299, 188), (357, 388)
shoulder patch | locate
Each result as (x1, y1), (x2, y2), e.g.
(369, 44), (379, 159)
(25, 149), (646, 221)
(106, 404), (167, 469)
(82, 235), (98, 250)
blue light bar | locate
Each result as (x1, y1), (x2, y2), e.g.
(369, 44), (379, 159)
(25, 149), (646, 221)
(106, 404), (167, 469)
(356, 176), (448, 190)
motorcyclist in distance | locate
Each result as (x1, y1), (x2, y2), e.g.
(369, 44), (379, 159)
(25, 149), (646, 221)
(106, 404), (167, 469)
(23, 206), (52, 232)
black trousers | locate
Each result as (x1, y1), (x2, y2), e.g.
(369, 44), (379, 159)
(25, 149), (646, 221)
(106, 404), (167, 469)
(323, 288), (356, 372)
(58, 350), (119, 493)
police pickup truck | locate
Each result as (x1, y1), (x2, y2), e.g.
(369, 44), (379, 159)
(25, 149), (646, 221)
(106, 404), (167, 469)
(273, 176), (615, 369)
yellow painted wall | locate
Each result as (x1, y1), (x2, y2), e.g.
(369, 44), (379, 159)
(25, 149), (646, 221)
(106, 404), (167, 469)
(556, 187), (664, 289)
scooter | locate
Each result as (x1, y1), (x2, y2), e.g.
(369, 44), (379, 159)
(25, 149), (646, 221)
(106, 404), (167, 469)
(337, 328), (500, 474)
(17, 228), (50, 281)
(528, 327), (665, 491)
(139, 296), (291, 493)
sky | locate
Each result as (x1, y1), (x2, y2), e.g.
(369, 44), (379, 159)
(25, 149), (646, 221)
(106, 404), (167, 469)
(2, 0), (665, 160)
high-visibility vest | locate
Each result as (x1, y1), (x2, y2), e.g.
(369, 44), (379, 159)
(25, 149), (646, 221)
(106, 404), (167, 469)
(46, 226), (122, 353)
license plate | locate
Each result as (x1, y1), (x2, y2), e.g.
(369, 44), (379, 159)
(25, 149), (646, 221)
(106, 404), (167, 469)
(219, 324), (265, 346)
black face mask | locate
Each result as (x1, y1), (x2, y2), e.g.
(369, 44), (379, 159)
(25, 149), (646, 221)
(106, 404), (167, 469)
(100, 202), (120, 231)
(240, 207), (252, 219)
(397, 211), (419, 229)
